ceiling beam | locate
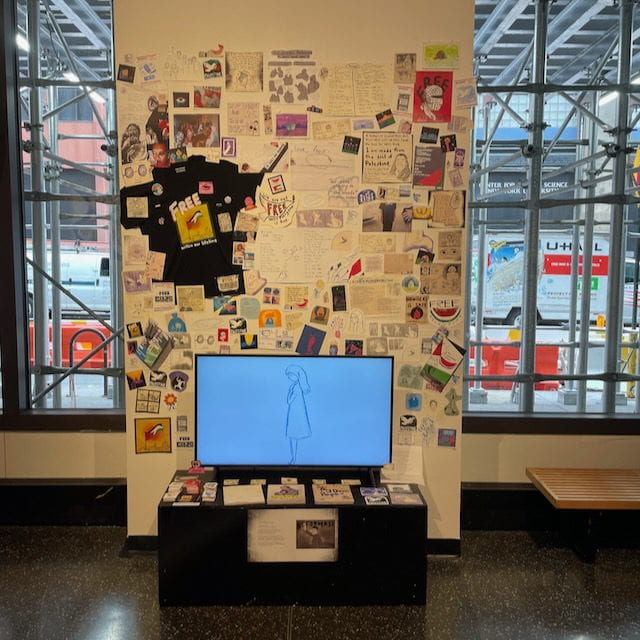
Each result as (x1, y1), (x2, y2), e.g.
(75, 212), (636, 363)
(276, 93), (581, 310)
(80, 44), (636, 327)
(46, 0), (111, 50)
(475, 0), (530, 56)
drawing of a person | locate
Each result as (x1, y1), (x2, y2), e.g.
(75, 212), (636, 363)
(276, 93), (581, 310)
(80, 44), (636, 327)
(418, 80), (444, 120)
(285, 365), (311, 464)
(390, 152), (411, 181)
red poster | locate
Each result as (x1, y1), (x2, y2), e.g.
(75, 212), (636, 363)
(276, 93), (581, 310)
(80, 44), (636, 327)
(413, 71), (453, 123)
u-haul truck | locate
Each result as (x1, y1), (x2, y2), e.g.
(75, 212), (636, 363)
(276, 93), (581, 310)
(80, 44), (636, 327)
(477, 232), (638, 325)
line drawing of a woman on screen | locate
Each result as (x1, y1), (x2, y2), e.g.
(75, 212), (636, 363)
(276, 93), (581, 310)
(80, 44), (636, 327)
(285, 365), (312, 464)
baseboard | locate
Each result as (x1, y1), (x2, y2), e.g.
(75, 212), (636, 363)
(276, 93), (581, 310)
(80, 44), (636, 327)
(122, 535), (158, 555)
(0, 479), (127, 526)
(427, 538), (461, 556)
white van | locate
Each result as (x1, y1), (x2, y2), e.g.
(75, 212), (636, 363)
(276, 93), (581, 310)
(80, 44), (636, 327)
(473, 231), (639, 325)
(27, 250), (111, 317)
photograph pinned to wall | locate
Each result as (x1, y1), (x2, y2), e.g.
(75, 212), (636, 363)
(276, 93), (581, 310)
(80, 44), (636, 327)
(176, 285), (205, 312)
(345, 339), (363, 357)
(296, 324), (326, 356)
(173, 113), (220, 148)
(429, 190), (465, 227)
(440, 134), (457, 153)
(135, 388), (161, 414)
(312, 118), (351, 141)
(173, 91), (190, 108)
(232, 241), (246, 266)
(221, 137), (236, 157)
(310, 305), (330, 325)
(438, 428), (457, 448)
(135, 417), (172, 454)
(263, 287), (281, 305)
(331, 285), (347, 312)
(267, 50), (320, 103)
(362, 201), (412, 233)
(413, 71), (453, 123)
(276, 113), (308, 138)
(394, 53), (416, 84)
(193, 86), (221, 108)
(413, 146), (445, 188)
(168, 147), (188, 164)
(422, 42), (460, 69)
(227, 102), (261, 136)
(454, 147), (466, 168)
(225, 52), (263, 92)
(362, 132), (413, 183)
(454, 77), (477, 108)
(126, 369), (146, 390)
(120, 123), (147, 165)
(342, 136), (361, 155)
(375, 109), (395, 129)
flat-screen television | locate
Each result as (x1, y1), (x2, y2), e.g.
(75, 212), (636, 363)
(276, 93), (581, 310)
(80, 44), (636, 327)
(195, 354), (393, 467)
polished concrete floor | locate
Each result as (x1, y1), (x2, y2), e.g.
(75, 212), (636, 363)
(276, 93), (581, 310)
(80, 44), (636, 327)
(0, 526), (638, 640)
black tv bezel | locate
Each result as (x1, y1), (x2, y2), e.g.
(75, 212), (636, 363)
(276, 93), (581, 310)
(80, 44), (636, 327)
(194, 353), (394, 470)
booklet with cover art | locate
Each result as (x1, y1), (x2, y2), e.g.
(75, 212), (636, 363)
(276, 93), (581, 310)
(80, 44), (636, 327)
(312, 483), (354, 505)
(267, 484), (306, 505)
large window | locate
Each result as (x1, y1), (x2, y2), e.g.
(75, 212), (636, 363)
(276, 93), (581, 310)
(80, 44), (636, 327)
(466, 0), (640, 419)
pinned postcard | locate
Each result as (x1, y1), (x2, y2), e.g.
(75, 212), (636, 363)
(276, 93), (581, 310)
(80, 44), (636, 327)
(176, 285), (205, 312)
(312, 119), (351, 140)
(194, 86), (221, 108)
(225, 52), (263, 92)
(413, 71), (453, 123)
(429, 190), (465, 227)
(227, 102), (261, 136)
(362, 132), (413, 183)
(422, 43), (460, 69)
(276, 113), (308, 138)
(454, 77), (477, 108)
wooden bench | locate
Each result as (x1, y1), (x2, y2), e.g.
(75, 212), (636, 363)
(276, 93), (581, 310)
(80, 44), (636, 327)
(526, 467), (640, 560)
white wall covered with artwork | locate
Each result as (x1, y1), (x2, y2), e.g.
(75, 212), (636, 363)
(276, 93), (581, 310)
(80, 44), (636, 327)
(113, 0), (474, 539)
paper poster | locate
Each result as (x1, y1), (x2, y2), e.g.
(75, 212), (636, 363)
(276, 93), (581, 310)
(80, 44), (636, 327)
(413, 146), (445, 187)
(193, 85), (221, 108)
(247, 508), (338, 562)
(429, 190), (465, 227)
(413, 71), (453, 123)
(422, 42), (460, 69)
(420, 262), (462, 295)
(267, 50), (320, 103)
(225, 52), (264, 92)
(349, 278), (403, 317)
(227, 102), (261, 136)
(291, 142), (355, 191)
(362, 132), (413, 183)
(135, 417), (171, 453)
(321, 63), (391, 116)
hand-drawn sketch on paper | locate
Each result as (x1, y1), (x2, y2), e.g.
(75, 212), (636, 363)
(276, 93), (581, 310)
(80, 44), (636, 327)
(291, 142), (355, 191)
(225, 52), (263, 92)
(362, 132), (413, 183)
(268, 50), (320, 104)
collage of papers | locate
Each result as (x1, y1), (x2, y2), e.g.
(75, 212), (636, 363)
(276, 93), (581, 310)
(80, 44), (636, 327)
(118, 42), (472, 477)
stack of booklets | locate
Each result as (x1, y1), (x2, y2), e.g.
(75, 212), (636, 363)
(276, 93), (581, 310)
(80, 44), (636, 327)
(223, 484), (265, 506)
(312, 483), (354, 505)
(267, 484), (306, 505)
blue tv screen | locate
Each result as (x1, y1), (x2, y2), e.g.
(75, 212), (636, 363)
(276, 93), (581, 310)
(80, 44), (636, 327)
(195, 354), (393, 467)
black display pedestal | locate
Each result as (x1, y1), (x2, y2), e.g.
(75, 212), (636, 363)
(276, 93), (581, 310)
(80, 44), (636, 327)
(158, 474), (427, 606)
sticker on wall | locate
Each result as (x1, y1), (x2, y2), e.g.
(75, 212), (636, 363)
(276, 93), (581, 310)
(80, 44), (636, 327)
(169, 371), (189, 392)
(428, 297), (462, 325)
(217, 327), (229, 342)
(213, 296), (237, 315)
(230, 317), (247, 334)
(310, 306), (329, 325)
(126, 369), (146, 390)
(357, 189), (376, 204)
(135, 388), (161, 414)
(405, 392), (422, 411)
(167, 312), (187, 332)
(135, 417), (171, 454)
(149, 370), (168, 388)
(221, 137), (237, 157)
(240, 334), (258, 350)
(117, 64), (136, 83)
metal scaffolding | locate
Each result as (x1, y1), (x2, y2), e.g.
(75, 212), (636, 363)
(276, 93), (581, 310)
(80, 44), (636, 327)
(20, 0), (123, 409)
(466, 0), (640, 414)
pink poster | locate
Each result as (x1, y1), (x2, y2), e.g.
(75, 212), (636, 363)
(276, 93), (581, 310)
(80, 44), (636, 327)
(413, 71), (453, 123)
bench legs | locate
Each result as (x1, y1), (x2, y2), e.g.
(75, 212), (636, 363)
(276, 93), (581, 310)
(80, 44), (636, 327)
(559, 510), (600, 563)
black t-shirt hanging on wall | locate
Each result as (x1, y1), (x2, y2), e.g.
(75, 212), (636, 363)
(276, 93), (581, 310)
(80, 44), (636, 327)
(120, 156), (263, 297)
